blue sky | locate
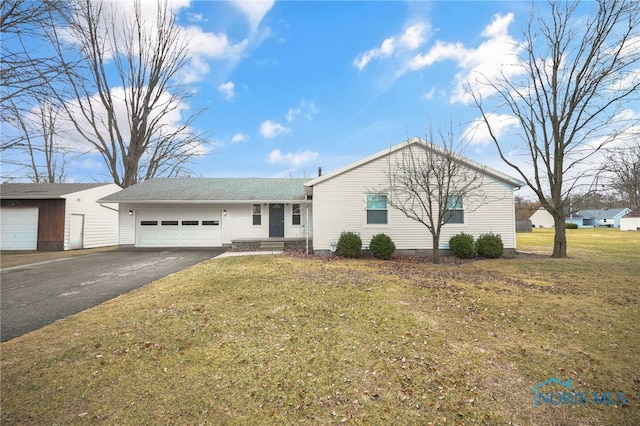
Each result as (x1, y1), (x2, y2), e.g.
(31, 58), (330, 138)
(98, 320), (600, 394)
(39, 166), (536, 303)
(174, 0), (533, 179)
(5, 0), (636, 196)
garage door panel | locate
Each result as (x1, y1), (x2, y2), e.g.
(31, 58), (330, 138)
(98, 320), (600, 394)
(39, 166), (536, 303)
(136, 208), (221, 247)
(1, 208), (39, 250)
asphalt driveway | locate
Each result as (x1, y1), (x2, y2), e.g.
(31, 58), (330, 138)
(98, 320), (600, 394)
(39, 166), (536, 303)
(0, 248), (225, 342)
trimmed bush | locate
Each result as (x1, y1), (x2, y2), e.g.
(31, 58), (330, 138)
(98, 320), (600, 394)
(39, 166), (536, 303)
(369, 233), (396, 260)
(336, 231), (362, 258)
(565, 223), (579, 229)
(475, 233), (504, 258)
(449, 232), (476, 259)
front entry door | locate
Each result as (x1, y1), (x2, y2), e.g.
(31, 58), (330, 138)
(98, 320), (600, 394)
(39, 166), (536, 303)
(269, 204), (284, 237)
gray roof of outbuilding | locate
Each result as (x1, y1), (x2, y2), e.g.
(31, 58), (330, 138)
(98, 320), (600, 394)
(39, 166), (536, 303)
(99, 178), (310, 202)
(0, 183), (110, 199)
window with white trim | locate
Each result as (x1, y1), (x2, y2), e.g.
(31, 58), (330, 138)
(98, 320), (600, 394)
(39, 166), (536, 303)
(366, 194), (388, 224)
(292, 204), (301, 225)
(446, 195), (464, 224)
(252, 204), (262, 225)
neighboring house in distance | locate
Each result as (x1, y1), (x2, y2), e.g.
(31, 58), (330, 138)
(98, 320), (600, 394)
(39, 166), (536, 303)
(620, 209), (640, 231)
(305, 138), (524, 256)
(98, 178), (312, 248)
(568, 208), (631, 228)
(529, 208), (556, 228)
(529, 207), (631, 228)
(0, 183), (121, 251)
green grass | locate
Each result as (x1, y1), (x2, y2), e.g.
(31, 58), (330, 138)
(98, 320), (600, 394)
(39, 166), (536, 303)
(1, 229), (639, 425)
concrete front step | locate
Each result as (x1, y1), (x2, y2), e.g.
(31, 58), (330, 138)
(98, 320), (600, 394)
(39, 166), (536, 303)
(259, 241), (285, 250)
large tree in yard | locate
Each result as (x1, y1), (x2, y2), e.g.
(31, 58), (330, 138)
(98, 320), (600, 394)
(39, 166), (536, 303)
(470, 0), (640, 257)
(54, 0), (208, 187)
(381, 132), (487, 264)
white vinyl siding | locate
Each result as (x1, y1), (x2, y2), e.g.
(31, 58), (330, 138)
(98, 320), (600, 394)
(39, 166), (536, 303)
(118, 202), (313, 247)
(311, 147), (517, 251)
(285, 203), (313, 238)
(63, 184), (120, 250)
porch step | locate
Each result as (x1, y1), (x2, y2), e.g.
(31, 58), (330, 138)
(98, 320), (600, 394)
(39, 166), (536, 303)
(259, 241), (285, 251)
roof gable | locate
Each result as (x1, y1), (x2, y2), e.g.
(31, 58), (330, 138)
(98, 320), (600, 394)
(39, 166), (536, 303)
(305, 137), (525, 188)
(0, 183), (113, 199)
(99, 178), (310, 203)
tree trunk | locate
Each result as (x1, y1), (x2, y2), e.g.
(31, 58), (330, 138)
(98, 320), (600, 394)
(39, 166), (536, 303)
(552, 214), (567, 258)
(432, 233), (440, 264)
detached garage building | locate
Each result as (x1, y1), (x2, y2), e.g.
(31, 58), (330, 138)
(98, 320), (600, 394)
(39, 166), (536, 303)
(0, 183), (121, 251)
(98, 178), (312, 248)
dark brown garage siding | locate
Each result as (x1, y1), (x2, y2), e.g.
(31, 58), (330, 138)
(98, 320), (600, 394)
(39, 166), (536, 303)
(1, 199), (66, 250)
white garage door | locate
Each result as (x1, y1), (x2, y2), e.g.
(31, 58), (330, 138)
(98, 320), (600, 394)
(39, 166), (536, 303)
(136, 208), (222, 247)
(1, 207), (39, 250)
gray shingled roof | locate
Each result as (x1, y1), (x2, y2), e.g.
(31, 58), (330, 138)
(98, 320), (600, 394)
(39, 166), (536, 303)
(99, 178), (310, 202)
(0, 183), (110, 199)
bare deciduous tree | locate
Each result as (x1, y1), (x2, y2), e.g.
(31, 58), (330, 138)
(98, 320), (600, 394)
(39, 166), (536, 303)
(380, 132), (487, 264)
(1, 0), (70, 145)
(55, 0), (209, 187)
(3, 98), (69, 183)
(602, 142), (640, 208)
(469, 0), (640, 257)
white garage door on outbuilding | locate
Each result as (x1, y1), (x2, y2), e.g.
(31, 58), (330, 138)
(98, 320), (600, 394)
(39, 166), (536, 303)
(1, 207), (39, 250)
(135, 208), (222, 247)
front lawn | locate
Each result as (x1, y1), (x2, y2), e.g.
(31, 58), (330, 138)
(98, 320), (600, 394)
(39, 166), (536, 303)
(1, 228), (639, 424)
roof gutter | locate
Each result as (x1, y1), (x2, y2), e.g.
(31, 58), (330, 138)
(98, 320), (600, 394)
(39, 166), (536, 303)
(98, 202), (119, 212)
(96, 199), (312, 205)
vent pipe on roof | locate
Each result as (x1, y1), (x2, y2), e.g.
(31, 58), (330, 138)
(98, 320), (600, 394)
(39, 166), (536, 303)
(318, 166), (322, 177)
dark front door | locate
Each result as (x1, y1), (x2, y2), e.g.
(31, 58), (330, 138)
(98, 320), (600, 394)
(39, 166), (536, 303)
(269, 204), (284, 237)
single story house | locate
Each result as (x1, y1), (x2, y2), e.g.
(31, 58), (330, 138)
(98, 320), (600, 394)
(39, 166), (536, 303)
(305, 138), (524, 256)
(529, 207), (631, 229)
(98, 178), (312, 248)
(620, 209), (640, 231)
(566, 208), (631, 228)
(529, 207), (557, 228)
(99, 138), (524, 255)
(0, 183), (121, 251)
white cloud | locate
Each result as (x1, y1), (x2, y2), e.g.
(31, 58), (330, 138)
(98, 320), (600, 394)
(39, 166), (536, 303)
(260, 120), (291, 139)
(354, 22), (429, 71)
(400, 22), (428, 50)
(405, 13), (524, 105)
(186, 12), (205, 23)
(231, 132), (248, 143)
(268, 149), (319, 167)
(464, 113), (519, 148)
(423, 87), (436, 100)
(180, 26), (249, 83)
(218, 81), (235, 100)
(228, 0), (275, 33)
(286, 100), (320, 122)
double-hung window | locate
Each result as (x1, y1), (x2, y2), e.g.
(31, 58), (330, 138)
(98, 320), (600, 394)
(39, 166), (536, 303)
(252, 204), (262, 225)
(292, 204), (301, 225)
(367, 194), (388, 224)
(446, 195), (464, 224)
